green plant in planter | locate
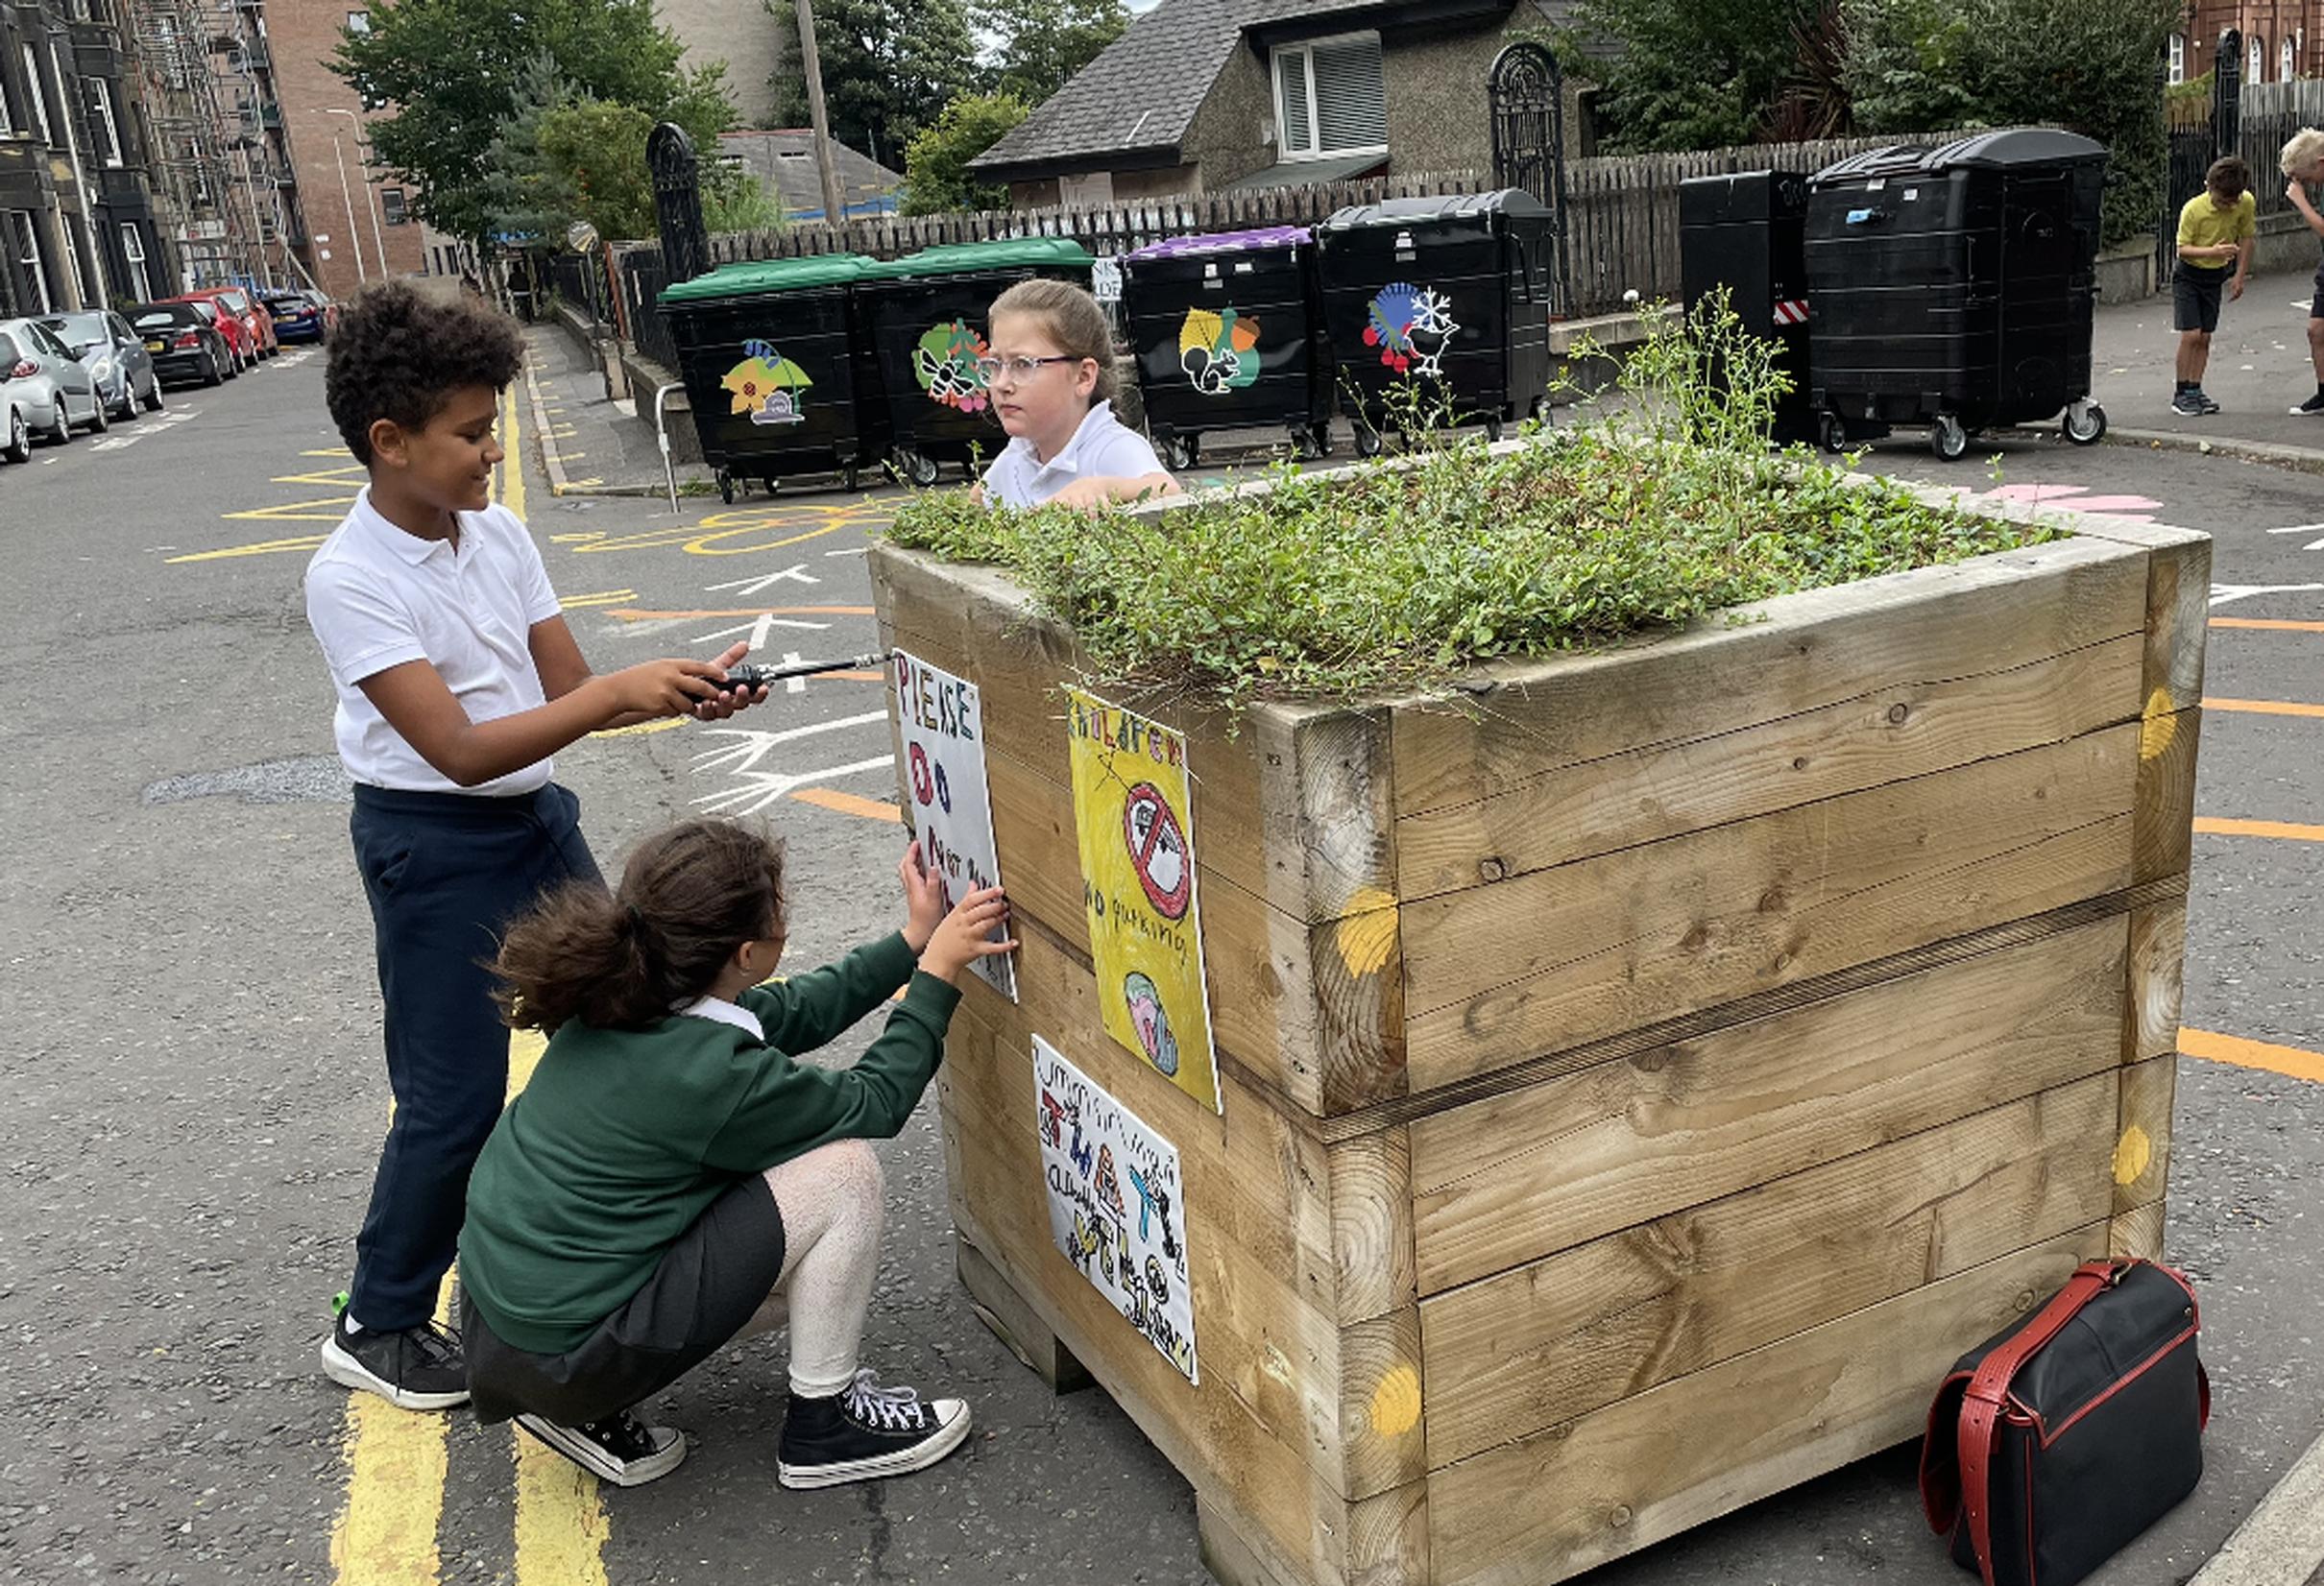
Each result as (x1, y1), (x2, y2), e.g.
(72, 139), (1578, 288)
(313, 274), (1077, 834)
(886, 296), (2062, 714)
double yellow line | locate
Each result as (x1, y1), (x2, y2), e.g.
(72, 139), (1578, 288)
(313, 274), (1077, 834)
(330, 389), (611, 1584)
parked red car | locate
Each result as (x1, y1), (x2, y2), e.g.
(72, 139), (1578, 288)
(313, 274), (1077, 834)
(165, 288), (276, 370)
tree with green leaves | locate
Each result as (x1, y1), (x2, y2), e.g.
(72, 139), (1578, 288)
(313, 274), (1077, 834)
(332, 0), (736, 242)
(1839, 0), (1978, 132)
(975, 0), (1128, 105)
(479, 52), (580, 248)
(902, 91), (1028, 215)
(764, 0), (979, 170)
(1560, 0), (1830, 152)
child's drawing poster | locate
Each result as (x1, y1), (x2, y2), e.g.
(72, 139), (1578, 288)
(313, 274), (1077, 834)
(892, 650), (1016, 999)
(1064, 688), (1221, 1113)
(1033, 1035), (1197, 1384)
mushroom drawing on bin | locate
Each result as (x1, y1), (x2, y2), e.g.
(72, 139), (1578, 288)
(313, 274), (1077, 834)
(721, 338), (811, 425)
(1177, 305), (1262, 395)
(1364, 280), (1459, 376)
(912, 320), (991, 412)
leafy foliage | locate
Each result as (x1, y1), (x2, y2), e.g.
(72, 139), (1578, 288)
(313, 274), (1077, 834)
(332, 0), (734, 241)
(765, 0), (979, 170)
(479, 52), (580, 247)
(903, 92), (1029, 215)
(1561, 0), (1832, 151)
(536, 99), (660, 243)
(886, 300), (2058, 713)
(976, 0), (1129, 104)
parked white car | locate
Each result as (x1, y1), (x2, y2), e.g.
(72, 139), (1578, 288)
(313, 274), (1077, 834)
(0, 317), (107, 460)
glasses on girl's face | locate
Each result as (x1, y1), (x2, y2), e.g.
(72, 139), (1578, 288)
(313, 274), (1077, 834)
(975, 354), (1079, 382)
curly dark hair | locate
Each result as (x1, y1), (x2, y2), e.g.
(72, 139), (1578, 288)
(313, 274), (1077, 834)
(325, 280), (525, 465)
(493, 819), (789, 1035)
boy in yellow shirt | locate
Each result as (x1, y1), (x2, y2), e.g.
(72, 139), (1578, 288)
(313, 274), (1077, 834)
(2172, 156), (2255, 416)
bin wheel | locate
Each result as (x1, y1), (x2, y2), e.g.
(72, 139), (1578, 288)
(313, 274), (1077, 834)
(2064, 400), (2107, 445)
(716, 470), (735, 505)
(1354, 426), (1385, 460)
(896, 446), (941, 488)
(843, 466), (862, 492)
(1930, 414), (1970, 462)
(1817, 412), (1849, 455)
(1311, 423), (1336, 459)
(1485, 417), (1504, 444)
(1530, 395), (1554, 427)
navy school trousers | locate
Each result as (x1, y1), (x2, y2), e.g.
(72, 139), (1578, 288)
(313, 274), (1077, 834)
(346, 781), (600, 1332)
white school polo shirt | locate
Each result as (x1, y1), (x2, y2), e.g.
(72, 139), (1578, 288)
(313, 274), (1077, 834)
(303, 488), (563, 796)
(979, 399), (1165, 508)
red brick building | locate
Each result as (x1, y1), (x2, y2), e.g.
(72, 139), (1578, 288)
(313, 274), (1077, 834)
(2176, 3), (2324, 85)
(263, 0), (424, 300)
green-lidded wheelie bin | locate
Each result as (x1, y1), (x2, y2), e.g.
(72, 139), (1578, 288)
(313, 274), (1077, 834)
(660, 254), (889, 500)
(856, 238), (1095, 486)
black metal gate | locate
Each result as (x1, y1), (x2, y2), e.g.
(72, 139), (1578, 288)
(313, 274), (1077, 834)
(1489, 41), (1572, 318)
(2162, 30), (2241, 285)
(648, 121), (712, 289)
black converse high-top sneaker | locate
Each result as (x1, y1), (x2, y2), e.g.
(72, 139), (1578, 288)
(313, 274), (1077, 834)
(777, 1368), (972, 1490)
(515, 1410), (687, 1487)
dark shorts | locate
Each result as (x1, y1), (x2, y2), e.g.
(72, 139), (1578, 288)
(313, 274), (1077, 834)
(2174, 266), (2226, 333)
(2312, 259), (2324, 319)
(463, 1175), (786, 1426)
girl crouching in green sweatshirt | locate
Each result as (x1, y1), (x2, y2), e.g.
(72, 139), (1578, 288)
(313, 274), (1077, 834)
(456, 817), (1013, 1489)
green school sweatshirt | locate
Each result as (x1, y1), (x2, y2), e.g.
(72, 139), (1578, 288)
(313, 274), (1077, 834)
(458, 932), (959, 1355)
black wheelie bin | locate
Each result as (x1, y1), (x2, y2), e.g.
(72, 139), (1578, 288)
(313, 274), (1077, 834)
(1679, 169), (1828, 447)
(1804, 128), (2109, 462)
(659, 253), (888, 500)
(1119, 226), (1332, 469)
(856, 237), (1095, 486)
(1312, 189), (1555, 454)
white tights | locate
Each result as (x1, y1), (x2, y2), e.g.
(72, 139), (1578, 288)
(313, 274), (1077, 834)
(736, 1138), (886, 1399)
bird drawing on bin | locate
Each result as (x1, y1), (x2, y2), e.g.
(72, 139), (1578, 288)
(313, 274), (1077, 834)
(1364, 282), (1459, 377)
(721, 338), (811, 425)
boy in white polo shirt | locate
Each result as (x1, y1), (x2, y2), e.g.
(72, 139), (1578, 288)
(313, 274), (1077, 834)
(305, 282), (772, 1411)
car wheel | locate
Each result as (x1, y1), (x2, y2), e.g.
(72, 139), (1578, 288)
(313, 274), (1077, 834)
(85, 393), (109, 434)
(113, 385), (136, 422)
(42, 395), (72, 445)
(203, 354), (224, 387)
(142, 376), (164, 413)
(2, 408), (29, 464)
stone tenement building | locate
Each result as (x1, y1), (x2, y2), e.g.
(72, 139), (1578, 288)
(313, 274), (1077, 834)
(263, 0), (421, 301)
(2176, 2), (2324, 84)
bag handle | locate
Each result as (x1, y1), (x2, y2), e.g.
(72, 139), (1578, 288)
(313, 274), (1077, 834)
(1956, 1259), (2131, 1586)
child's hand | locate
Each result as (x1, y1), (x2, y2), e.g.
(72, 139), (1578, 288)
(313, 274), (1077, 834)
(918, 886), (1015, 986)
(606, 659), (731, 717)
(899, 841), (945, 953)
(694, 639), (772, 720)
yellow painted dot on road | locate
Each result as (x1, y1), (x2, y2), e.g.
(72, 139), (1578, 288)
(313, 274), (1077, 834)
(1369, 1365), (1422, 1438)
(2113, 1124), (2152, 1187)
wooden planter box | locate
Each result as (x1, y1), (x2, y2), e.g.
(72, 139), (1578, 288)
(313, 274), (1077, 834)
(869, 490), (2207, 1586)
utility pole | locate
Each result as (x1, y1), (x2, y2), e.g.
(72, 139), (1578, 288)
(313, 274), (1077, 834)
(792, 0), (850, 231)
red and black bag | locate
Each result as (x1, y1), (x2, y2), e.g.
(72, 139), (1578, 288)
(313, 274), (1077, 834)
(1919, 1258), (2210, 1586)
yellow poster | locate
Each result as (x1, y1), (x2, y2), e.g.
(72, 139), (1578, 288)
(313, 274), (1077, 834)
(1065, 689), (1221, 1114)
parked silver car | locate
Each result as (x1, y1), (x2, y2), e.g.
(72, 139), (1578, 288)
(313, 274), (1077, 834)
(39, 310), (164, 423)
(0, 317), (107, 455)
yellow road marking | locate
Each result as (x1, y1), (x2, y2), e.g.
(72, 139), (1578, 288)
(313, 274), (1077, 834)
(168, 532), (330, 562)
(327, 1394), (450, 1585)
(222, 494), (359, 523)
(559, 589), (639, 610)
(2207, 697), (2324, 719)
(2192, 817), (2324, 842)
(2183, 1026), (2324, 1085)
(273, 464), (370, 487)
(502, 384), (527, 521)
(2210, 617), (2324, 633)
(514, 1435), (610, 1585)
(591, 716), (690, 738)
(303, 446), (356, 457)
(792, 786), (903, 822)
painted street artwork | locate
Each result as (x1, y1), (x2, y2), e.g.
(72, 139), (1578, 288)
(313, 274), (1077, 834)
(1064, 688), (1221, 1114)
(722, 339), (811, 426)
(1364, 282), (1459, 377)
(1178, 305), (1262, 395)
(893, 649), (1017, 999)
(1033, 1035), (1198, 1385)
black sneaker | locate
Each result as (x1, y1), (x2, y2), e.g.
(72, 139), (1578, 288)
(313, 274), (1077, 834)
(2192, 389), (2221, 414)
(2170, 390), (2207, 416)
(516, 1409), (687, 1487)
(319, 1311), (470, 1410)
(2291, 392), (2324, 415)
(776, 1368), (971, 1490)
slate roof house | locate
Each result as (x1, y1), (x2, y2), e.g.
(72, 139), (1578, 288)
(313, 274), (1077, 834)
(969, 0), (1585, 208)
(715, 130), (903, 222)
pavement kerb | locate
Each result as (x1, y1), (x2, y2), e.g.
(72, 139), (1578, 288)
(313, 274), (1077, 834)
(2185, 1422), (2324, 1586)
(520, 354), (578, 498)
(2003, 421), (2324, 475)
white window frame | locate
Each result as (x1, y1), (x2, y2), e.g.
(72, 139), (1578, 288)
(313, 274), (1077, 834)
(2250, 35), (2266, 84)
(2285, 37), (2297, 82)
(11, 209), (54, 313)
(90, 78), (122, 166)
(0, 60), (13, 136)
(2168, 33), (2186, 84)
(346, 10), (371, 33)
(120, 221), (151, 300)
(1271, 31), (1389, 164)
(21, 45), (52, 145)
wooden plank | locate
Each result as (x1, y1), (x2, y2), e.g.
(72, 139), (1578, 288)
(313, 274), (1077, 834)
(1395, 633), (2142, 898)
(1389, 534), (2144, 830)
(1418, 1071), (2118, 1466)
(1427, 1228), (2102, 1586)
(2135, 707), (2201, 885)
(2114, 1053), (2177, 1220)
(1401, 724), (2141, 1093)
(2110, 1199), (2167, 1262)
(1407, 917), (2127, 1294)
(2053, 518), (2211, 713)
(1328, 1127), (1416, 1324)
(2125, 898), (2188, 1063)
(956, 1233), (1094, 1394)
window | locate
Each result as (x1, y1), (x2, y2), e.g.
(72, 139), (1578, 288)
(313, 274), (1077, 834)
(346, 10), (370, 33)
(89, 80), (122, 166)
(1271, 33), (1388, 160)
(120, 222), (151, 300)
(0, 61), (12, 136)
(2285, 38), (2297, 82)
(21, 45), (52, 145)
(2168, 34), (2186, 84)
(9, 210), (54, 313)
(2250, 35), (2266, 84)
(379, 186), (407, 225)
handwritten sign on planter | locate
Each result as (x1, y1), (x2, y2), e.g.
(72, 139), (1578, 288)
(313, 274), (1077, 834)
(892, 650), (1016, 1000)
(1033, 1034), (1197, 1384)
(1064, 688), (1221, 1113)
